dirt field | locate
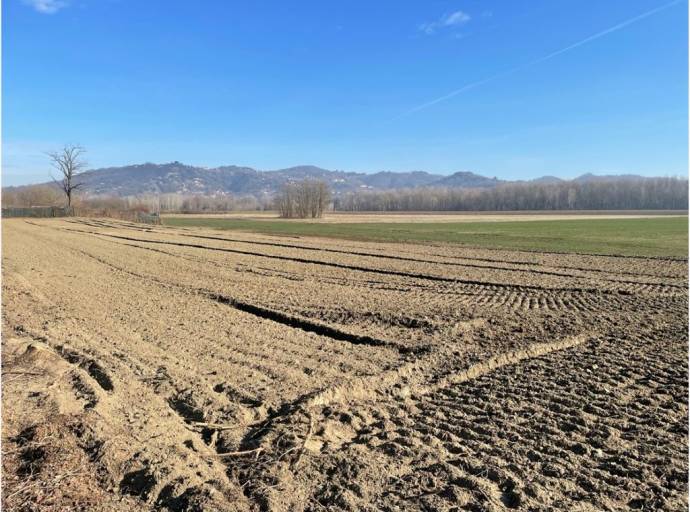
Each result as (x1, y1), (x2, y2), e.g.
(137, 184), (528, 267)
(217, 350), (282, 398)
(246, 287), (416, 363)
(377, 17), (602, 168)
(2, 218), (688, 511)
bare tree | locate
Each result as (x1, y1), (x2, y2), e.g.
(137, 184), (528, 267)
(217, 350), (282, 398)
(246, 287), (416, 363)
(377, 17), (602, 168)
(48, 144), (87, 210)
(315, 180), (331, 217)
(277, 182), (296, 218)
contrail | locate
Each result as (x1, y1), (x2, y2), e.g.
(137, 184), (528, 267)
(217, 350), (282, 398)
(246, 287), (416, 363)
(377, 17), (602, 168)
(394, 0), (683, 119)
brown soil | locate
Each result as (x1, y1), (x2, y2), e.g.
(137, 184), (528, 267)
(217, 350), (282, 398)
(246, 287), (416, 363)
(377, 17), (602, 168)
(2, 218), (687, 511)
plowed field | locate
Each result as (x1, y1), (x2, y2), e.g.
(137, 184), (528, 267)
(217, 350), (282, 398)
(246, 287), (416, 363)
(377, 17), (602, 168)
(2, 218), (687, 511)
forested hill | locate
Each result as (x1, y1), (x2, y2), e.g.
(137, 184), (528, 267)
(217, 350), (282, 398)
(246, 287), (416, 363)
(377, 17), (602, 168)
(6, 161), (667, 198)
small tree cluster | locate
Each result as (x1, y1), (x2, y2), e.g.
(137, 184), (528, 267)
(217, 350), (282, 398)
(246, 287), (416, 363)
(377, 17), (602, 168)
(277, 179), (331, 218)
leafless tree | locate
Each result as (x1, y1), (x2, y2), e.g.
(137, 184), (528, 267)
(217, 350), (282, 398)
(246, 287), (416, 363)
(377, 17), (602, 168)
(48, 144), (87, 210)
(277, 183), (296, 218)
(313, 181), (331, 218)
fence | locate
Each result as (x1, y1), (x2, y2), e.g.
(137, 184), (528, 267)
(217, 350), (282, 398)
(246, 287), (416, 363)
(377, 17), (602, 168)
(2, 206), (70, 218)
(2, 206), (160, 225)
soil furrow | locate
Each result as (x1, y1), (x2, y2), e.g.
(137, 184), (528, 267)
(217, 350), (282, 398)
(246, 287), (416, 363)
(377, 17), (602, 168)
(177, 231), (688, 285)
(63, 227), (631, 295)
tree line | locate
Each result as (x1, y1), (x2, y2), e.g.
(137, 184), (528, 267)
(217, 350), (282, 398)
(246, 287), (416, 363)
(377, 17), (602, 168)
(333, 177), (688, 212)
(1, 187), (269, 213)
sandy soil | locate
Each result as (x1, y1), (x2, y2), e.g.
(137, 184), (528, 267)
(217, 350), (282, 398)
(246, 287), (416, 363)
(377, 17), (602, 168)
(2, 218), (687, 511)
(161, 210), (688, 223)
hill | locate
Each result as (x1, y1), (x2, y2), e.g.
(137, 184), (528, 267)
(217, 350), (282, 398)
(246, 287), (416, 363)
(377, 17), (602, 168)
(3, 162), (668, 199)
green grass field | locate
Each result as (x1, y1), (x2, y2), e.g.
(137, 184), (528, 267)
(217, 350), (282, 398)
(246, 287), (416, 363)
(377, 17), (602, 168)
(163, 216), (688, 258)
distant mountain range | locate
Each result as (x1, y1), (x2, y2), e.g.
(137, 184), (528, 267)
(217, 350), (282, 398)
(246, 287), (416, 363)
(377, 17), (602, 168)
(9, 162), (656, 198)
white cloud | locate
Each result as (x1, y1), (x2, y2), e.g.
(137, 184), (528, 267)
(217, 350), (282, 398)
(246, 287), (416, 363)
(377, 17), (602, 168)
(444, 11), (470, 26)
(419, 10), (471, 35)
(23, 0), (68, 14)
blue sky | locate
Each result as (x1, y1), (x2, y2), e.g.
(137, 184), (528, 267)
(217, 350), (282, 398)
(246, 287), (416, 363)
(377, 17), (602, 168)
(2, 0), (688, 186)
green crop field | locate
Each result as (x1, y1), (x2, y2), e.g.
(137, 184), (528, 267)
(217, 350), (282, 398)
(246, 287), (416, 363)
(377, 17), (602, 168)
(163, 216), (688, 258)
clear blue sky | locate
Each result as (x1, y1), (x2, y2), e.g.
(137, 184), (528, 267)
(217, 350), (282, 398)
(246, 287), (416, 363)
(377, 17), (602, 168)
(2, 0), (688, 186)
